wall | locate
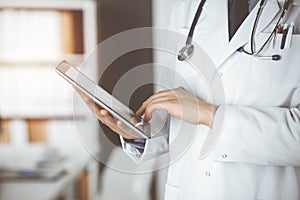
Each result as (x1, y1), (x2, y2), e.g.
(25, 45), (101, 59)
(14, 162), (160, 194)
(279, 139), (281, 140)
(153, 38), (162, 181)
(95, 1), (161, 200)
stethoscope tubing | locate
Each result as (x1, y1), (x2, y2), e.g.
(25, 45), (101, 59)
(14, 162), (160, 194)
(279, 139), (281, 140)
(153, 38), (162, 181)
(243, 0), (292, 57)
(178, 0), (292, 62)
(186, 0), (206, 45)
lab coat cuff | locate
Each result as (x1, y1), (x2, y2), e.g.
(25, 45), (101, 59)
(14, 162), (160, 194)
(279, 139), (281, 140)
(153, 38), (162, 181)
(212, 105), (256, 163)
(199, 105), (226, 159)
(120, 133), (169, 163)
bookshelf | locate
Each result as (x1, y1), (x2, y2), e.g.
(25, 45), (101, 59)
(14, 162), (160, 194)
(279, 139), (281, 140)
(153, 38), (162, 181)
(0, 0), (97, 53)
(0, 0), (98, 144)
(0, 1), (99, 199)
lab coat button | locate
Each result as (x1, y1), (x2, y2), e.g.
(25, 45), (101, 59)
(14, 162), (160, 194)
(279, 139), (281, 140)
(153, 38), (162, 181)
(221, 154), (228, 158)
(136, 154), (141, 158)
(218, 72), (223, 77)
(205, 171), (211, 176)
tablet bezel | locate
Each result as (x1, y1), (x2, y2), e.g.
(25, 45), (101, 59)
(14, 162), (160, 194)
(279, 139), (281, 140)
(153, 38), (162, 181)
(55, 60), (150, 139)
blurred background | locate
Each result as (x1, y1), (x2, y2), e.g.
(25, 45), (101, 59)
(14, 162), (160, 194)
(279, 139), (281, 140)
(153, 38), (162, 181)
(0, 0), (172, 199)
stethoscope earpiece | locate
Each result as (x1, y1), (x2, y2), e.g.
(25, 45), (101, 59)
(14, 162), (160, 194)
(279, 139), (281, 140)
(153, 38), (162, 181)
(254, 54), (281, 61)
(272, 54), (281, 61)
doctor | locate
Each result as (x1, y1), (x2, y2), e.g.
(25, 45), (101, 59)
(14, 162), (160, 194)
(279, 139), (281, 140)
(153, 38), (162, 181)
(78, 0), (300, 199)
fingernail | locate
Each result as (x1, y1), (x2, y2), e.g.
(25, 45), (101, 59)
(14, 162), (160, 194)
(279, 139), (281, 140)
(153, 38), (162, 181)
(144, 116), (148, 122)
(100, 110), (106, 115)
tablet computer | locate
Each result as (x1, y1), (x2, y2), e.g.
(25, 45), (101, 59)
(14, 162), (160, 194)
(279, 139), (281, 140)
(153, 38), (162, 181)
(55, 60), (150, 139)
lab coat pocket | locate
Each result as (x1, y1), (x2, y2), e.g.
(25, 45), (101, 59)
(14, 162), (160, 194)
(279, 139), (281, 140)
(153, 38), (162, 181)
(250, 32), (300, 89)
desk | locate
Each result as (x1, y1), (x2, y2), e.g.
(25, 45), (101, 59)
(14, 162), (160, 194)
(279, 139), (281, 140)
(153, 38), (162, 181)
(0, 152), (98, 200)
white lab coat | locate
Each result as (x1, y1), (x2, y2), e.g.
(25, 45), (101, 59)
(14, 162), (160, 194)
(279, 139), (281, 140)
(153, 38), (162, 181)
(121, 0), (300, 199)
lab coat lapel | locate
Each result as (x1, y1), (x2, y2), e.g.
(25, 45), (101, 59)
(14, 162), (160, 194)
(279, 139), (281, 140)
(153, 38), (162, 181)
(198, 0), (280, 159)
(215, 0), (280, 67)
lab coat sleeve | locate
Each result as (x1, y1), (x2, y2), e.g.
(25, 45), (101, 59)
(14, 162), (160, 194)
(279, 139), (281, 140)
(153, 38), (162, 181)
(119, 117), (170, 162)
(120, 133), (169, 162)
(214, 104), (300, 166)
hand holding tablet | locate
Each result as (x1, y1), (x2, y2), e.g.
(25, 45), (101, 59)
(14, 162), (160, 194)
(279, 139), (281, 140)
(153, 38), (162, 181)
(75, 88), (142, 140)
(56, 60), (151, 139)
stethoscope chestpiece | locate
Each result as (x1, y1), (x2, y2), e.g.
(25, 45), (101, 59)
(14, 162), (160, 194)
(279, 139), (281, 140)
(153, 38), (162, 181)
(178, 44), (195, 61)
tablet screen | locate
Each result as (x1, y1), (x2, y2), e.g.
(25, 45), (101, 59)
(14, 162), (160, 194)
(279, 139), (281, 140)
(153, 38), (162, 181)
(56, 60), (150, 138)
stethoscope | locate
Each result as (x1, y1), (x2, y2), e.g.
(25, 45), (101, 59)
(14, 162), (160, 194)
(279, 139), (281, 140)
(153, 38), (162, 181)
(178, 0), (292, 62)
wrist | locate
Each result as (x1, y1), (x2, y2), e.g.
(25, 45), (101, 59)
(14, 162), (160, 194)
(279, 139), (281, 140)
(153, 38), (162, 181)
(201, 104), (218, 128)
